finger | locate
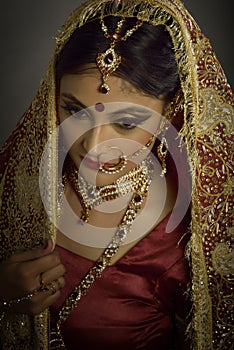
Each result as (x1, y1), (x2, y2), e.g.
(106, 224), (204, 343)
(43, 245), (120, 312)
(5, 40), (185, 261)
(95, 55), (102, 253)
(21, 250), (62, 282)
(29, 277), (66, 315)
(39, 276), (66, 296)
(7, 240), (53, 264)
(32, 290), (62, 315)
(6, 290), (60, 315)
(6, 277), (65, 315)
(57, 275), (66, 290)
(4, 251), (63, 295)
(38, 264), (66, 289)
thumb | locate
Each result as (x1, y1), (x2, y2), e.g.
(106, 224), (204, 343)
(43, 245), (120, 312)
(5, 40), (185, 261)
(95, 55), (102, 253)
(7, 239), (54, 263)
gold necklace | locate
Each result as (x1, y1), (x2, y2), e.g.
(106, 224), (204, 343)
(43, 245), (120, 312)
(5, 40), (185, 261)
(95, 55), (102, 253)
(50, 158), (153, 349)
(64, 158), (153, 223)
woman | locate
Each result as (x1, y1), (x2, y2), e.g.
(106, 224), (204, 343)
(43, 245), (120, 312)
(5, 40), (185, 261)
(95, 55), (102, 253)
(0, 0), (233, 349)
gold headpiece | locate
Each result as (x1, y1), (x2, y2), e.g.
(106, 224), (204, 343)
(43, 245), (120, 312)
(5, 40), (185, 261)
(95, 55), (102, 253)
(96, 17), (143, 93)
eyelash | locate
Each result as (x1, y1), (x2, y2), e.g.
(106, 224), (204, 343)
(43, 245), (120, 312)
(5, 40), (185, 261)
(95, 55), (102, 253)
(114, 117), (141, 130)
(61, 103), (82, 116)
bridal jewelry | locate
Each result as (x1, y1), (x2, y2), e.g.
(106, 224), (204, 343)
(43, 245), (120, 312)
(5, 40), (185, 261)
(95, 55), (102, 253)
(39, 272), (45, 290)
(97, 17), (143, 94)
(157, 136), (168, 176)
(99, 147), (127, 174)
(1, 292), (35, 309)
(64, 157), (153, 223)
(129, 133), (158, 160)
(98, 132), (158, 175)
(50, 157), (153, 349)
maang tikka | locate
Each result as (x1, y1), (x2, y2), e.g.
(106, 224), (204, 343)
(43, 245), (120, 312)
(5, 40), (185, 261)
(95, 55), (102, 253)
(96, 17), (143, 94)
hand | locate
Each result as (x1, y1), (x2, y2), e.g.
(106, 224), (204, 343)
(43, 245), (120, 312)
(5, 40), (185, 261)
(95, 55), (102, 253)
(0, 240), (66, 315)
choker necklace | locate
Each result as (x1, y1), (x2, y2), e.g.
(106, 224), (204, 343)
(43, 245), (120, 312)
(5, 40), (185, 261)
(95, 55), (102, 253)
(63, 157), (153, 223)
(50, 158), (153, 349)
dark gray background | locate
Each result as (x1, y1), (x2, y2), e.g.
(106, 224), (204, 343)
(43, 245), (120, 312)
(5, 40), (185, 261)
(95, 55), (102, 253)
(1, 1), (233, 146)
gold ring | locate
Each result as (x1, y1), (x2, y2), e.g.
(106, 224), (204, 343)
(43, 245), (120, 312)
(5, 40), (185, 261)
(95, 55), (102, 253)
(49, 281), (57, 295)
(39, 272), (45, 290)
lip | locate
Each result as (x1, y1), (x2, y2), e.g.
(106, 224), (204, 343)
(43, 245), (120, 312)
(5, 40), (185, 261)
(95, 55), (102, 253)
(80, 155), (100, 170)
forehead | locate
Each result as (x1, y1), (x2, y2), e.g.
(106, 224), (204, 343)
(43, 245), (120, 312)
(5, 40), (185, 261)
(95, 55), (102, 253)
(59, 71), (165, 112)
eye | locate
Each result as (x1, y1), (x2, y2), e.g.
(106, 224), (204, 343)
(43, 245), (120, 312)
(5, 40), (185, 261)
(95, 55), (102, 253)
(61, 102), (89, 119)
(61, 102), (81, 116)
(114, 117), (141, 130)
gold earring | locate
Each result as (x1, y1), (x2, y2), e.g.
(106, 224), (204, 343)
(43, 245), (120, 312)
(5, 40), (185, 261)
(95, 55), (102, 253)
(157, 137), (168, 176)
(130, 133), (158, 160)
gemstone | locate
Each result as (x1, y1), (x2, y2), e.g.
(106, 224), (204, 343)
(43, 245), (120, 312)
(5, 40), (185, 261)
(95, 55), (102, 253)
(111, 33), (121, 41)
(104, 53), (114, 64)
(117, 228), (126, 239)
(88, 187), (95, 198)
(97, 261), (103, 269)
(99, 83), (110, 94)
(86, 275), (94, 283)
(73, 291), (80, 299)
(133, 193), (142, 203)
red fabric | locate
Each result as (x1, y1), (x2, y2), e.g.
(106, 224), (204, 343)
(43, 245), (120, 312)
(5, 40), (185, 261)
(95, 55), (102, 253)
(50, 212), (191, 350)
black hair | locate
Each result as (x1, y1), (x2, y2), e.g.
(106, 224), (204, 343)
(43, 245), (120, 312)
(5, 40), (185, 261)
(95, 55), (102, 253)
(56, 17), (180, 101)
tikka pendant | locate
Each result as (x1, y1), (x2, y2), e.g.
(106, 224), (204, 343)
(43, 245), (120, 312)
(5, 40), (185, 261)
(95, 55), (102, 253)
(96, 47), (121, 94)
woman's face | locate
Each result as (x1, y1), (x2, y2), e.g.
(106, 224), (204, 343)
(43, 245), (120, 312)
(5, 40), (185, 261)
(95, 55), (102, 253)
(58, 70), (166, 185)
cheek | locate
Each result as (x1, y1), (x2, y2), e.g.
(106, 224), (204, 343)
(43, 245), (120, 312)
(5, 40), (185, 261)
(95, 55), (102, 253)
(59, 116), (85, 155)
(58, 106), (68, 125)
(66, 139), (84, 169)
(58, 111), (90, 150)
(132, 130), (152, 154)
(112, 129), (152, 158)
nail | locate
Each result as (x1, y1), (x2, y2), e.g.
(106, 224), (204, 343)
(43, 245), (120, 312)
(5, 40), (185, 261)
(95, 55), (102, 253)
(43, 240), (49, 249)
(43, 239), (53, 252)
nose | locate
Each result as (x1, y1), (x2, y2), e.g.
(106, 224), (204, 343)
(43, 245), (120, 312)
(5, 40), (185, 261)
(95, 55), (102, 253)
(82, 125), (112, 156)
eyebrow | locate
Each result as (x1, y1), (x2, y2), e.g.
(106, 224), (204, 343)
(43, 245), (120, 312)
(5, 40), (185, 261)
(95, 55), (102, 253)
(111, 107), (152, 119)
(61, 92), (153, 119)
(61, 93), (87, 109)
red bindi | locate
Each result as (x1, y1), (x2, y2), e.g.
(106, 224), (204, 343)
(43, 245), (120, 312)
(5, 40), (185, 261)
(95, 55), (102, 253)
(95, 102), (105, 112)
